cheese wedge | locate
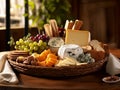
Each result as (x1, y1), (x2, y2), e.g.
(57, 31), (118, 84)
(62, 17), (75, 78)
(65, 29), (91, 46)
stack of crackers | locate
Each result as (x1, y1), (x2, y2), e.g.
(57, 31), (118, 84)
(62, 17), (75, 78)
(7, 50), (29, 60)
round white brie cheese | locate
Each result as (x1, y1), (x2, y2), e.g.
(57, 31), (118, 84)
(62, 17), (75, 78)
(58, 44), (83, 59)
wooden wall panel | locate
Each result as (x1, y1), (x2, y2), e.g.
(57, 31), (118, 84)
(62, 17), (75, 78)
(70, 0), (120, 48)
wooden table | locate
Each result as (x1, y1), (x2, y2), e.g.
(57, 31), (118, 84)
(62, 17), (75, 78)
(0, 49), (120, 90)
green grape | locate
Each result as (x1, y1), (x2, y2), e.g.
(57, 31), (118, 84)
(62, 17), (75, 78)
(33, 41), (38, 45)
(30, 46), (34, 50)
(39, 46), (45, 51)
(14, 34), (49, 54)
(24, 48), (29, 52)
(38, 40), (43, 46)
(33, 46), (39, 51)
(29, 43), (33, 47)
(21, 45), (25, 50)
(19, 38), (24, 43)
(18, 45), (22, 50)
(25, 44), (29, 48)
(14, 45), (18, 49)
(16, 41), (20, 45)
(24, 40), (29, 46)
(40, 42), (47, 50)
(42, 42), (47, 47)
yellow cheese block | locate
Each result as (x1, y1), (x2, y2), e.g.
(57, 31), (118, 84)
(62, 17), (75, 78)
(65, 29), (91, 46)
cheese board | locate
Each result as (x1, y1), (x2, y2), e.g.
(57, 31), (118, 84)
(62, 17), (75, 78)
(7, 19), (109, 77)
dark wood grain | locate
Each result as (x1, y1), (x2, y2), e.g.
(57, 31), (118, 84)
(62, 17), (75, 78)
(110, 49), (120, 58)
(0, 69), (120, 90)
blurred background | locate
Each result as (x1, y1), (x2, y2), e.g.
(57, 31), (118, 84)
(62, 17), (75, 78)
(0, 0), (120, 51)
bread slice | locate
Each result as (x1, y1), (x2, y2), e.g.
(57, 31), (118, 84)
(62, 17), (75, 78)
(44, 24), (53, 37)
(72, 20), (83, 30)
(68, 20), (74, 29)
(49, 19), (59, 37)
(64, 20), (74, 30)
(64, 20), (69, 30)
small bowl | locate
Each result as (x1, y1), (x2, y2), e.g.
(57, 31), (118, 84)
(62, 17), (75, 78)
(102, 76), (120, 83)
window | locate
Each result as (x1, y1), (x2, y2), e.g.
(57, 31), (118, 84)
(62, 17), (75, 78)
(0, 0), (24, 27)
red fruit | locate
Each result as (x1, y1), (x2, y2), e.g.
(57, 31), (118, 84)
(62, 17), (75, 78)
(36, 34), (40, 38)
(29, 36), (34, 40)
(38, 36), (41, 40)
(33, 36), (38, 41)
(42, 33), (46, 37)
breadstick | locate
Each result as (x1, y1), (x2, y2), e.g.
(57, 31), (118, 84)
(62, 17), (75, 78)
(44, 24), (53, 37)
(64, 20), (74, 30)
(67, 20), (74, 29)
(72, 20), (83, 30)
(64, 20), (69, 30)
(49, 19), (59, 37)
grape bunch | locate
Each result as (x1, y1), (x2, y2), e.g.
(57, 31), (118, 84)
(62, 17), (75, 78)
(14, 33), (49, 54)
(29, 34), (49, 42)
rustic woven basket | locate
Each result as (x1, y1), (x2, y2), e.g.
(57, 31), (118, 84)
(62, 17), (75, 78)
(8, 44), (109, 77)
(8, 57), (107, 77)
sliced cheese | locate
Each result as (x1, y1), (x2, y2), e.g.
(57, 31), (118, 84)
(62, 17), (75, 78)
(65, 29), (91, 46)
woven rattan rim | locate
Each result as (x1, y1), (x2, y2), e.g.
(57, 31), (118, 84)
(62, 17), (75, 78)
(8, 57), (107, 77)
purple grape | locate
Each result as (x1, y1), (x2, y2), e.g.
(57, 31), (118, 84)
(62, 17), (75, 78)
(30, 33), (49, 42)
(33, 36), (38, 41)
(36, 34), (40, 38)
(38, 36), (41, 40)
(42, 33), (46, 37)
(29, 36), (34, 40)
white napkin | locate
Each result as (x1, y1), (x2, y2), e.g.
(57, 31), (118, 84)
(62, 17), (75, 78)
(0, 52), (19, 84)
(0, 52), (7, 73)
(106, 53), (120, 75)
